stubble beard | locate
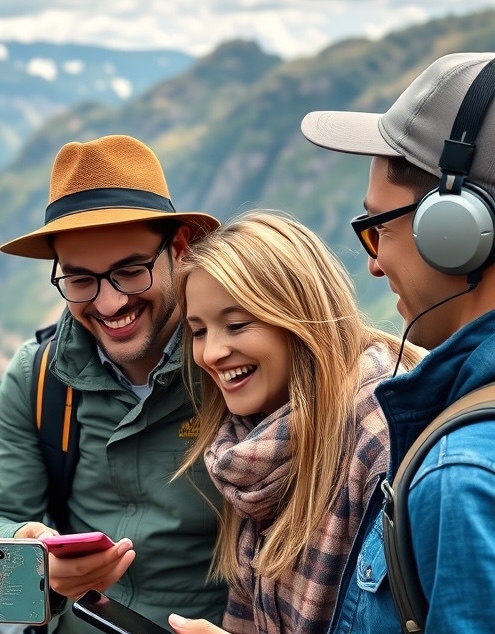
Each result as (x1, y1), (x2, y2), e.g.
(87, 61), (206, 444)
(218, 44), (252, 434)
(98, 295), (178, 370)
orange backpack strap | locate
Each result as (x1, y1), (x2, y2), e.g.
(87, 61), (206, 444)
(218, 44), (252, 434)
(32, 322), (81, 532)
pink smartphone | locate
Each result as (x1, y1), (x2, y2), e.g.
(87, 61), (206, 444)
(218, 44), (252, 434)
(41, 531), (114, 558)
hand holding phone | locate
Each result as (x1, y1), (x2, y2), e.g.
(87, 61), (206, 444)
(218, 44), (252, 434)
(0, 539), (50, 625)
(73, 589), (173, 634)
(41, 531), (114, 558)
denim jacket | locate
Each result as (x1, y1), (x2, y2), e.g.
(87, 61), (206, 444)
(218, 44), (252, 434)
(330, 310), (495, 634)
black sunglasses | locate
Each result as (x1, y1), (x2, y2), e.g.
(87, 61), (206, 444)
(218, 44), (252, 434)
(351, 202), (419, 258)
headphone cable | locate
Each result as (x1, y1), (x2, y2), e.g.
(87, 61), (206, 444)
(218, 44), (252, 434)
(392, 269), (483, 377)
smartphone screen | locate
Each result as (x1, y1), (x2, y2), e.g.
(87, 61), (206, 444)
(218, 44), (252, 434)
(42, 532), (114, 558)
(0, 539), (50, 625)
(73, 590), (173, 634)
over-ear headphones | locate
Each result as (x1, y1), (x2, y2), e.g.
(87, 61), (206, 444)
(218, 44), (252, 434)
(413, 58), (495, 275)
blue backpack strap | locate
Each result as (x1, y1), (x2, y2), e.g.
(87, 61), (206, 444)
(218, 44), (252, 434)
(32, 323), (80, 533)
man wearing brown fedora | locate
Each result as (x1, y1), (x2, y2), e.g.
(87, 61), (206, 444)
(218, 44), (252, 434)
(0, 135), (227, 632)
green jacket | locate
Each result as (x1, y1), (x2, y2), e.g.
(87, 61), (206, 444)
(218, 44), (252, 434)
(0, 311), (227, 633)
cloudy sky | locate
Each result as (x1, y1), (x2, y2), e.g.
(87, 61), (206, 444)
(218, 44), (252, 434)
(1, 0), (495, 59)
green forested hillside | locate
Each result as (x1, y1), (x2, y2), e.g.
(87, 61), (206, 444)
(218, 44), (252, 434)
(1, 9), (495, 373)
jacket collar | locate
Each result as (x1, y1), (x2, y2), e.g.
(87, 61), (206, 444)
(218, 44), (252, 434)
(53, 309), (183, 391)
(375, 310), (495, 476)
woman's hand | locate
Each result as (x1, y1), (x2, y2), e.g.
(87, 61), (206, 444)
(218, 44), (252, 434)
(168, 615), (230, 634)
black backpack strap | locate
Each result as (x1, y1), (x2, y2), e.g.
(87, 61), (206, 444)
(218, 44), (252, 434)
(382, 383), (495, 634)
(32, 323), (81, 532)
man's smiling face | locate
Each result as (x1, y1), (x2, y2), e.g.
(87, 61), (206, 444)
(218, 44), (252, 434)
(53, 222), (187, 383)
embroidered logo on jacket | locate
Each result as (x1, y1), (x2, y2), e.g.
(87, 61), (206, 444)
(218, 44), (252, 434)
(179, 417), (200, 438)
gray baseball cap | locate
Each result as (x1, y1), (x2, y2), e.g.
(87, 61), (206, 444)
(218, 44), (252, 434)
(301, 52), (495, 189)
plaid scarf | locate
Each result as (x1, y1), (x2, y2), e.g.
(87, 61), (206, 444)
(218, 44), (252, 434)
(205, 343), (398, 634)
(205, 404), (291, 521)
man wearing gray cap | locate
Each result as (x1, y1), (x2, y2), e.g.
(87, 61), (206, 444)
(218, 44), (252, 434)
(299, 52), (495, 633)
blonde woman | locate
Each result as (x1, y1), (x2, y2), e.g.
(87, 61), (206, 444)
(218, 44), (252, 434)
(170, 211), (422, 634)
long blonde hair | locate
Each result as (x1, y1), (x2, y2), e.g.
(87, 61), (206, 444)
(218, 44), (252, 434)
(174, 210), (421, 584)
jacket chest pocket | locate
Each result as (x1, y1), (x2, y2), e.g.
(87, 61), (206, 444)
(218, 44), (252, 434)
(331, 511), (402, 634)
(356, 510), (387, 592)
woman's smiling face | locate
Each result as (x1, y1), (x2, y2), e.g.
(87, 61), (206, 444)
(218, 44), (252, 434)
(185, 268), (291, 417)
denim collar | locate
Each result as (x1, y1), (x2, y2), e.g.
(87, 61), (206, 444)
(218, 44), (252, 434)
(375, 310), (495, 476)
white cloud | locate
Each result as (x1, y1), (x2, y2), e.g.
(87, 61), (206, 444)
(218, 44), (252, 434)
(62, 59), (84, 74)
(0, 1), (494, 59)
(110, 77), (133, 99)
(342, 4), (430, 43)
(26, 57), (58, 81)
(0, 43), (8, 60)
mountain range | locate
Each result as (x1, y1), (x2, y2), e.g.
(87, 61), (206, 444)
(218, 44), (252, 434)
(0, 41), (194, 170)
(1, 8), (495, 373)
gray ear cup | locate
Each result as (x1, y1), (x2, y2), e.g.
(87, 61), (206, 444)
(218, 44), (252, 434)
(411, 57), (495, 276)
(413, 184), (495, 275)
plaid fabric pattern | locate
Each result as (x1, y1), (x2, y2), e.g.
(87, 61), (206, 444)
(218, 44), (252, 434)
(206, 343), (397, 634)
(205, 404), (291, 521)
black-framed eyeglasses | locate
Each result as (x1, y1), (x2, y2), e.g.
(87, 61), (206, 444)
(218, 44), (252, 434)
(351, 202), (419, 259)
(51, 238), (169, 303)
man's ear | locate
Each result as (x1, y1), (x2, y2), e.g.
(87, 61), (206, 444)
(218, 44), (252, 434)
(170, 225), (191, 261)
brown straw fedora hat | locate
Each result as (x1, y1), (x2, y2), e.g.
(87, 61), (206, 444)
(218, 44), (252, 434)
(0, 134), (220, 259)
